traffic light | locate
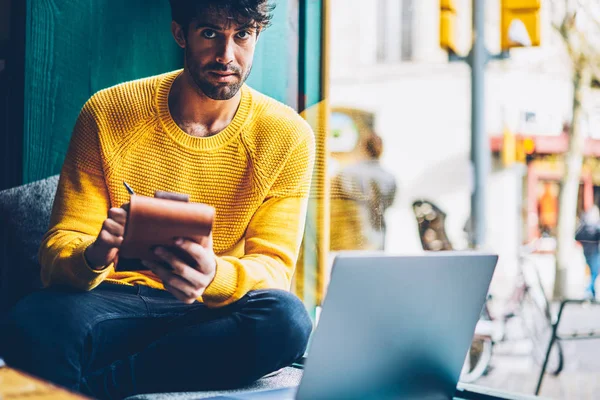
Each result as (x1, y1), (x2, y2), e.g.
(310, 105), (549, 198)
(522, 137), (536, 155)
(515, 136), (536, 163)
(440, 0), (458, 53)
(502, 131), (536, 166)
(501, 0), (541, 51)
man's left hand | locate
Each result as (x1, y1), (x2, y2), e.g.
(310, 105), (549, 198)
(142, 238), (217, 304)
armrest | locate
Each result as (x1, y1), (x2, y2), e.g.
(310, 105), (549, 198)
(0, 175), (59, 311)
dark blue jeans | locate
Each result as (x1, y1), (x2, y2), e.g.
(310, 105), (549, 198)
(0, 283), (312, 399)
(584, 251), (600, 297)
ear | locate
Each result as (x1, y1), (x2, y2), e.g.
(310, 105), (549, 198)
(171, 21), (187, 48)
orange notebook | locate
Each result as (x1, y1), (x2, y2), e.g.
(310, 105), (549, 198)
(116, 192), (215, 271)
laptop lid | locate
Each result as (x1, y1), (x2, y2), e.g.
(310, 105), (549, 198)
(296, 251), (498, 400)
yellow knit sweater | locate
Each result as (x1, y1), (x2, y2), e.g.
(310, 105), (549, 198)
(39, 70), (315, 307)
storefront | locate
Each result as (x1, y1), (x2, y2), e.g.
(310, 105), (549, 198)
(491, 133), (600, 243)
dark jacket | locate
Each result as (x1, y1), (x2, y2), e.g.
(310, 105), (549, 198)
(575, 222), (600, 255)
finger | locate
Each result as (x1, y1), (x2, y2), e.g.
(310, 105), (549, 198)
(173, 239), (214, 274)
(165, 275), (202, 302)
(166, 284), (196, 304)
(102, 218), (125, 237)
(145, 260), (194, 303)
(143, 259), (172, 280)
(143, 260), (200, 302)
(98, 229), (123, 248)
(86, 243), (119, 268)
(108, 207), (127, 225)
(105, 248), (119, 265)
(154, 191), (190, 202)
(154, 247), (206, 288)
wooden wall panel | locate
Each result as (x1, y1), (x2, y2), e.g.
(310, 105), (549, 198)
(22, 0), (182, 183)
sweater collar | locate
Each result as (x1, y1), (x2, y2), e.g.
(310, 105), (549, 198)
(156, 69), (252, 151)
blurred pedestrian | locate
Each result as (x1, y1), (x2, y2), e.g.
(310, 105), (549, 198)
(538, 182), (558, 237)
(330, 130), (396, 251)
(575, 205), (600, 299)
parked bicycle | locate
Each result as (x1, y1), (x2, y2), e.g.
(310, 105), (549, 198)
(412, 200), (564, 383)
(461, 241), (563, 382)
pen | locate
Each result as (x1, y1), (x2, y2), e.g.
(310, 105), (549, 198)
(123, 181), (135, 195)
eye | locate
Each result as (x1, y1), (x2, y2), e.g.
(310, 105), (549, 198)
(201, 29), (217, 39)
(236, 30), (251, 39)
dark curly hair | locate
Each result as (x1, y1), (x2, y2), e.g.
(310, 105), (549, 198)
(169, 0), (275, 34)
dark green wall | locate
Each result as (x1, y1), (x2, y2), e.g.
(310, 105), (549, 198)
(23, 1), (181, 184)
(22, 0), (300, 184)
(247, 0), (298, 107)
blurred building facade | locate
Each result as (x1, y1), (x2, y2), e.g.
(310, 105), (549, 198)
(329, 0), (600, 294)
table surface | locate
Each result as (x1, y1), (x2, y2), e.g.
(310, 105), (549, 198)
(0, 365), (87, 400)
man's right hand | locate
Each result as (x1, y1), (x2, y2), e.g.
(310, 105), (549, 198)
(84, 205), (129, 270)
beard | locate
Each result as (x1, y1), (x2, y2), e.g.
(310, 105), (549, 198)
(186, 48), (252, 101)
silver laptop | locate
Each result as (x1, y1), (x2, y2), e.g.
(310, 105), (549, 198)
(209, 252), (498, 400)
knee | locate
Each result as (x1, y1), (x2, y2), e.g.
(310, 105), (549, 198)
(272, 290), (313, 347)
(246, 290), (313, 360)
(5, 292), (50, 344)
(2, 289), (89, 359)
(2, 292), (48, 365)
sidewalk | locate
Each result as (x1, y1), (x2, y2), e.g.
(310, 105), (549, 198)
(474, 304), (600, 399)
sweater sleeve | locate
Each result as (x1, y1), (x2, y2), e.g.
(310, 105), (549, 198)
(38, 100), (114, 290)
(201, 132), (315, 307)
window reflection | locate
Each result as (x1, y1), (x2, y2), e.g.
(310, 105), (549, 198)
(329, 109), (397, 252)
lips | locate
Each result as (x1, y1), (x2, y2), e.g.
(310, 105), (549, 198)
(210, 71), (236, 77)
(208, 71), (238, 83)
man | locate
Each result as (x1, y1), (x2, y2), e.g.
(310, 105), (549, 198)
(575, 205), (600, 299)
(1, 0), (315, 398)
(330, 129), (396, 251)
(538, 181), (558, 237)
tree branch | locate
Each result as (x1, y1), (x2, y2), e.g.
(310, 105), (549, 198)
(550, 0), (570, 38)
(549, 0), (600, 79)
(562, 25), (579, 64)
(577, 32), (600, 81)
(579, 0), (600, 42)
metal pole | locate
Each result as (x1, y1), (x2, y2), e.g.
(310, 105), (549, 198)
(469, 0), (490, 249)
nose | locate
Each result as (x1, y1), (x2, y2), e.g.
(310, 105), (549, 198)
(215, 37), (235, 65)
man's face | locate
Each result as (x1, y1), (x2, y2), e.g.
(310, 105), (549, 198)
(181, 13), (258, 100)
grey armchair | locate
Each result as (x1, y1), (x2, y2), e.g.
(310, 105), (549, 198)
(0, 175), (59, 312)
